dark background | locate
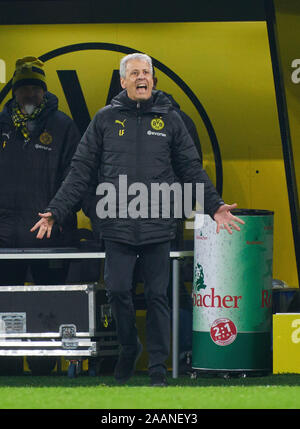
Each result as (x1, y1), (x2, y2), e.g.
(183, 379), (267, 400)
(0, 0), (266, 24)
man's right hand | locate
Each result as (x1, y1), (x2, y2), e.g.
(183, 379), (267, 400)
(30, 212), (55, 239)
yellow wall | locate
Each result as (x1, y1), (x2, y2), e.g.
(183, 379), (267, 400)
(0, 22), (297, 286)
(273, 0), (300, 195)
(272, 0), (300, 286)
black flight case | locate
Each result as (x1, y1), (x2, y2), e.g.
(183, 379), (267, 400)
(0, 283), (119, 377)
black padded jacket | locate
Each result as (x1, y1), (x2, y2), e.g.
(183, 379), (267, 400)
(46, 90), (224, 246)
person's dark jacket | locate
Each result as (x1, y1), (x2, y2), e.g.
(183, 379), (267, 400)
(46, 89), (224, 246)
(163, 92), (202, 165)
(160, 92), (203, 249)
(0, 91), (80, 248)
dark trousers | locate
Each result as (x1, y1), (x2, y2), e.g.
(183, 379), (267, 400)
(104, 239), (171, 375)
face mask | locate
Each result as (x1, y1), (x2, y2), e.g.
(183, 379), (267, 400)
(24, 104), (35, 115)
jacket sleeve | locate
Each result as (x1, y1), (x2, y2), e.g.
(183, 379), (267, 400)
(59, 119), (82, 182)
(55, 118), (82, 216)
(81, 172), (98, 218)
(45, 111), (103, 225)
(170, 110), (224, 218)
(179, 110), (203, 166)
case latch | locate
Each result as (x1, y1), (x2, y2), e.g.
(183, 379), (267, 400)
(59, 324), (78, 349)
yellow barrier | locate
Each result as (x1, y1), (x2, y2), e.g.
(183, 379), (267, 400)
(273, 313), (300, 373)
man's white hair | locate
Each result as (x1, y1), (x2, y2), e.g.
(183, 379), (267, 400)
(119, 53), (153, 79)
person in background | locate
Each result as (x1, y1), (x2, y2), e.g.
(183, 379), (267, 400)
(0, 56), (81, 287)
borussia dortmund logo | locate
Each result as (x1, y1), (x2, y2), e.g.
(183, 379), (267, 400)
(151, 117), (164, 131)
(194, 263), (207, 291)
(39, 131), (52, 145)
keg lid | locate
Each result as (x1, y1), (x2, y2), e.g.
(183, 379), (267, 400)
(231, 209), (274, 216)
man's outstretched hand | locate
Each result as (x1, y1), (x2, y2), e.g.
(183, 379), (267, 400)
(30, 212), (55, 239)
(214, 203), (245, 234)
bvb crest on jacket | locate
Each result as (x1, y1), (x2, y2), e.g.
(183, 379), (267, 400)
(39, 131), (52, 145)
(151, 117), (164, 131)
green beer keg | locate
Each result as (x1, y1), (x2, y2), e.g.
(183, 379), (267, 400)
(192, 209), (274, 374)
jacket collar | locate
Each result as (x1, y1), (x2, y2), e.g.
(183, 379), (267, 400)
(0, 91), (58, 125)
(111, 90), (172, 114)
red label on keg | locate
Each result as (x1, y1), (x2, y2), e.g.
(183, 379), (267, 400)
(210, 318), (237, 346)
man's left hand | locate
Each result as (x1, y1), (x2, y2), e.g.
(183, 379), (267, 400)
(213, 203), (245, 234)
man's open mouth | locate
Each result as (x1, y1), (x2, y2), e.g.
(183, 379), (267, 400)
(136, 83), (147, 91)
